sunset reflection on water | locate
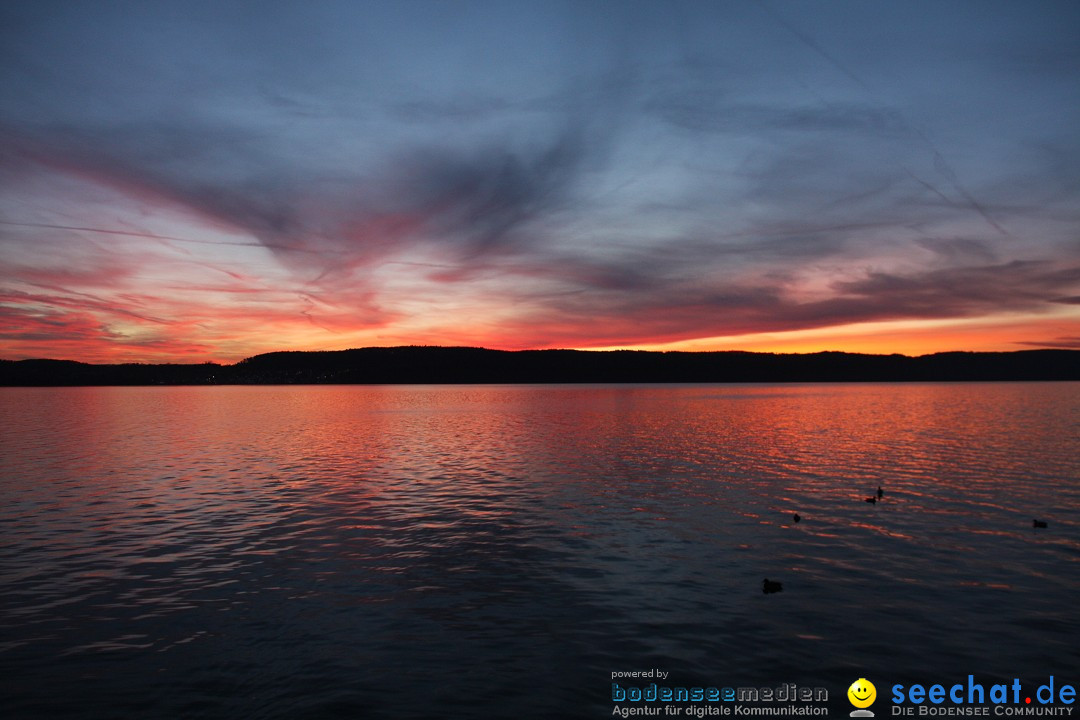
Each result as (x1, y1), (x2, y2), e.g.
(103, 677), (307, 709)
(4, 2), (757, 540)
(1, 383), (1078, 718)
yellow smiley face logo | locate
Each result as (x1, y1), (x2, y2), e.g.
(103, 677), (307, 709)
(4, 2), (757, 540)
(848, 678), (876, 708)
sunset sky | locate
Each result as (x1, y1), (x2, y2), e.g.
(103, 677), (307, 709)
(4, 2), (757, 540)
(2, 0), (1079, 363)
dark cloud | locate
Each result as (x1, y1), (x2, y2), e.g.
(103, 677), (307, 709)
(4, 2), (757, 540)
(384, 128), (590, 256)
(912, 237), (998, 264)
(1014, 336), (1080, 349)
(1, 51), (628, 280)
(4, 121), (308, 235)
(511, 260), (1080, 347)
(829, 262), (1080, 312)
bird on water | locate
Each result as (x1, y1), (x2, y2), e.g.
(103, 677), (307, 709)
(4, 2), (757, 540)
(763, 579), (783, 594)
(864, 496), (877, 504)
(1033, 519), (1048, 529)
(877, 486), (884, 499)
(793, 513), (801, 523)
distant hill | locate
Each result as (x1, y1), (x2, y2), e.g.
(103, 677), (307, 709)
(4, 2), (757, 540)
(1, 347), (1077, 386)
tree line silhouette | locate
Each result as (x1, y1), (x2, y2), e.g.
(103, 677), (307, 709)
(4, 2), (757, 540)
(2, 347), (1077, 386)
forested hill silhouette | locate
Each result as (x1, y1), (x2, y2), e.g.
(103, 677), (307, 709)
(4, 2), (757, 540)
(2, 347), (1078, 386)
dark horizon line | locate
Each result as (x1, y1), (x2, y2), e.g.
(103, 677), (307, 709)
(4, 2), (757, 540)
(2, 346), (1078, 386)
(3, 343), (1078, 366)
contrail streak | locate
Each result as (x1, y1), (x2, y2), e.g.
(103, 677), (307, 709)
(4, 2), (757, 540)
(0, 220), (262, 247)
(0, 220), (333, 255)
(755, 0), (1012, 239)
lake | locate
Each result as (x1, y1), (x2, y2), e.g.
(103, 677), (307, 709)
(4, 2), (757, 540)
(1, 383), (1078, 718)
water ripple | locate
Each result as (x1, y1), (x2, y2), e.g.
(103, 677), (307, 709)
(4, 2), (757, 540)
(1, 383), (1078, 718)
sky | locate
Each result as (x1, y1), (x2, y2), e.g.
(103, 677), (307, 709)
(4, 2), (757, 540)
(2, 0), (1079, 363)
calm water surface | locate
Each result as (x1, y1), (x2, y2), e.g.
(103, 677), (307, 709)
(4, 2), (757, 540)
(1, 383), (1078, 718)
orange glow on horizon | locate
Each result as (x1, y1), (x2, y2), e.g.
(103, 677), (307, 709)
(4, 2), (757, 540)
(4, 311), (1075, 365)
(584, 313), (1080, 357)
